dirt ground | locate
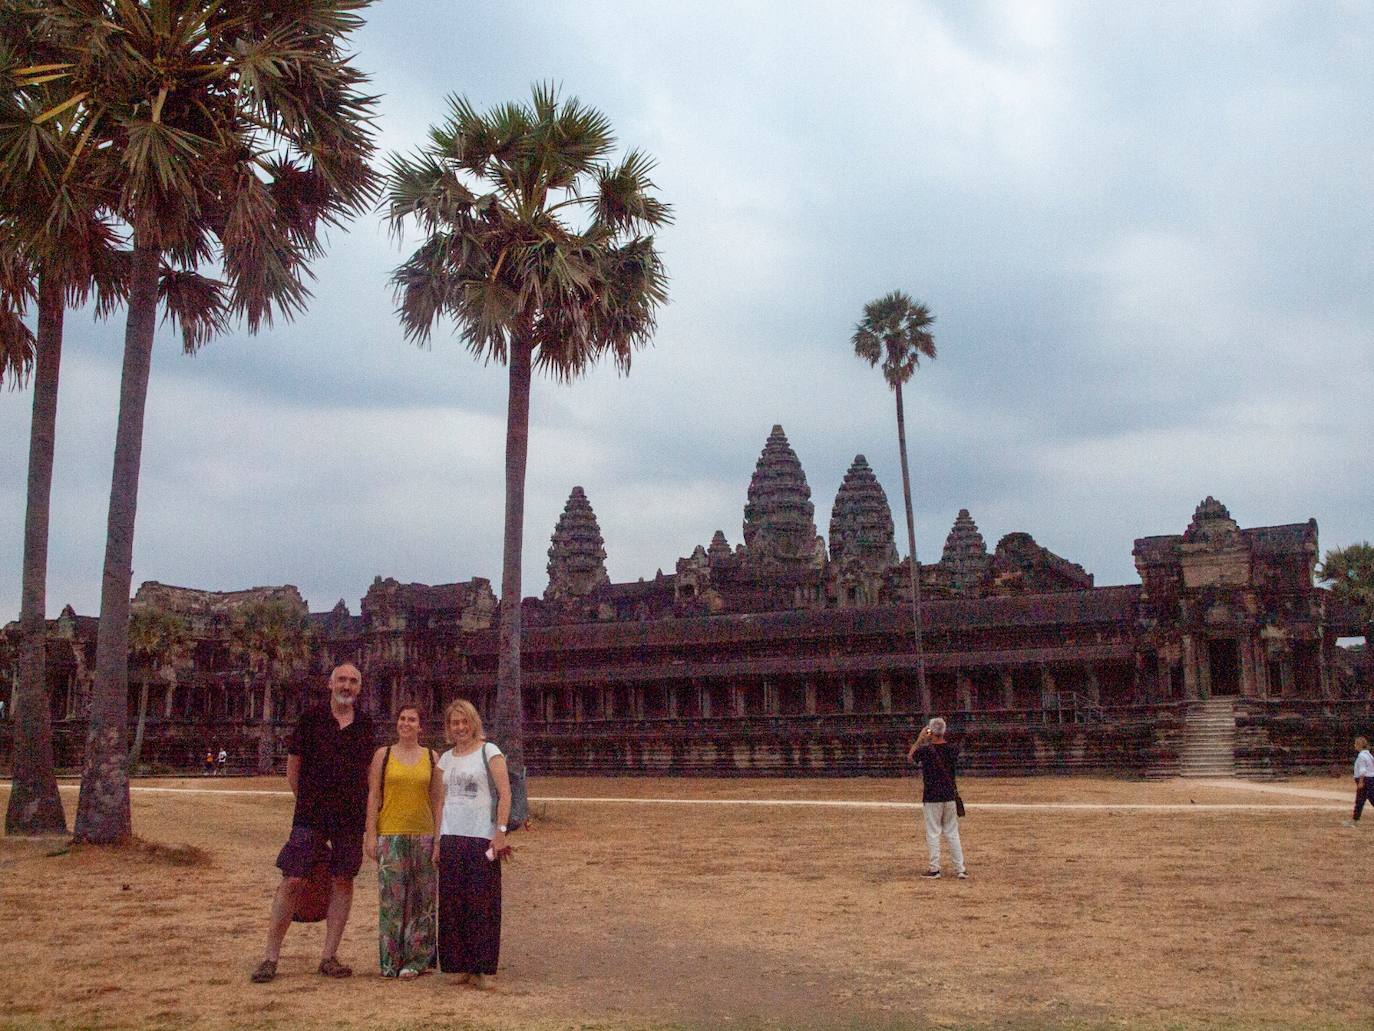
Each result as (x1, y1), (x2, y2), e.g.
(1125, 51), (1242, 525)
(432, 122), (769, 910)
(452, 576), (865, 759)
(1, 773), (1369, 1030)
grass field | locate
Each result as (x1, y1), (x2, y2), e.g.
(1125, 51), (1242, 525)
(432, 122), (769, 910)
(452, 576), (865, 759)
(0, 774), (1369, 1030)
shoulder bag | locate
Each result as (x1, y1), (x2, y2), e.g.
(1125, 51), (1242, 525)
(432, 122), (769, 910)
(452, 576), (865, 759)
(481, 741), (528, 832)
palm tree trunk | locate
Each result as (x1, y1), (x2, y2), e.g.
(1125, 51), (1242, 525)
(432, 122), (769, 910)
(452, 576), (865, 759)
(894, 382), (930, 712)
(257, 675), (275, 775)
(492, 337), (532, 777)
(5, 272), (69, 835)
(74, 235), (160, 843)
(129, 676), (149, 774)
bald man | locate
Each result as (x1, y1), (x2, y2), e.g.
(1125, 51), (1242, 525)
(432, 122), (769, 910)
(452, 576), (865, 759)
(252, 663), (375, 983)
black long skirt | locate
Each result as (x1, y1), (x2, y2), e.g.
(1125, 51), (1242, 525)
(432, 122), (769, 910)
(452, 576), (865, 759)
(437, 834), (501, 975)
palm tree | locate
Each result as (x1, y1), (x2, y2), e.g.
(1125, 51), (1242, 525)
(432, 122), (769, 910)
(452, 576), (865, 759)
(229, 599), (313, 774)
(852, 290), (937, 712)
(1, 9), (133, 835)
(1318, 542), (1374, 690)
(15, 2), (378, 843)
(126, 605), (190, 774)
(385, 84), (670, 778)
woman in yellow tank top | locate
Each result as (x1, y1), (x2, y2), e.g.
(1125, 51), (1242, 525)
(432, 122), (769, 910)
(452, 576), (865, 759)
(364, 703), (441, 978)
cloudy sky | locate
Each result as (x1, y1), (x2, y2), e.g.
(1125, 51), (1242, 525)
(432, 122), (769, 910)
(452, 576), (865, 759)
(3, 1), (1372, 619)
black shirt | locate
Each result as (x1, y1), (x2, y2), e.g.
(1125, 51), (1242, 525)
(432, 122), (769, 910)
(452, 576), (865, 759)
(288, 705), (375, 830)
(916, 742), (960, 803)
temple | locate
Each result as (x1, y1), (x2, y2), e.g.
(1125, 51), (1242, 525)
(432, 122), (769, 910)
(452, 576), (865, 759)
(3, 425), (1370, 778)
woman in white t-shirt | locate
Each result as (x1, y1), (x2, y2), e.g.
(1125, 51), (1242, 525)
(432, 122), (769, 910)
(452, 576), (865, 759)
(431, 698), (511, 988)
(1348, 735), (1374, 826)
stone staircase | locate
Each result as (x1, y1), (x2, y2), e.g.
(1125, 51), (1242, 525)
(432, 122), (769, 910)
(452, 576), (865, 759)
(1177, 697), (1237, 777)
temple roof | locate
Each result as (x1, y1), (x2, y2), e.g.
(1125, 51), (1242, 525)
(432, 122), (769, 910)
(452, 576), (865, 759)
(546, 486), (610, 601)
(829, 454), (897, 569)
(742, 424), (818, 568)
(452, 584), (1144, 654)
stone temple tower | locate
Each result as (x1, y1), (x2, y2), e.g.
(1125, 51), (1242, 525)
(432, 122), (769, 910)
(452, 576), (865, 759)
(742, 425), (821, 573)
(545, 486), (610, 601)
(829, 454), (898, 607)
(938, 509), (991, 596)
(829, 455), (898, 570)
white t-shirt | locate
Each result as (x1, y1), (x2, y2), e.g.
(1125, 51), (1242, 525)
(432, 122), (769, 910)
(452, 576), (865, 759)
(1354, 749), (1374, 780)
(436, 742), (502, 839)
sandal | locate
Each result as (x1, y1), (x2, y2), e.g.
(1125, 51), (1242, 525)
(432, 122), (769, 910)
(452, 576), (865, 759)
(398, 968), (420, 980)
(250, 958), (278, 984)
(318, 956), (353, 978)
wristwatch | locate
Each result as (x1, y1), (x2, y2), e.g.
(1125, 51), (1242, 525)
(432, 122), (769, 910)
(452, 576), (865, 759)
(497, 824), (508, 833)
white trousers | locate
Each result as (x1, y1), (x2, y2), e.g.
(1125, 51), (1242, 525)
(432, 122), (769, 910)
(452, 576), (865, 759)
(922, 801), (965, 874)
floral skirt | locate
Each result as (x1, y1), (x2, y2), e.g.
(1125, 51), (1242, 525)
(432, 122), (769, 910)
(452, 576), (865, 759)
(377, 833), (436, 976)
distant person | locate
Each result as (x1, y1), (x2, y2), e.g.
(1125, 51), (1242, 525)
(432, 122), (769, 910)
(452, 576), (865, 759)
(204, 749), (216, 777)
(434, 698), (511, 989)
(217, 748), (228, 776)
(251, 663), (374, 983)
(1345, 735), (1374, 827)
(908, 717), (968, 879)
(365, 703), (441, 979)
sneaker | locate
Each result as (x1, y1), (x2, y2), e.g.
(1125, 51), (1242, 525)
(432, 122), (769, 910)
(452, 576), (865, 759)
(957, 871), (969, 880)
(469, 973), (494, 991)
(921, 869), (941, 878)
(318, 956), (353, 978)
(250, 958), (278, 984)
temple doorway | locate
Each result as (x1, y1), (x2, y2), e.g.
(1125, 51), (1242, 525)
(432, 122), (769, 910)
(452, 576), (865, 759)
(1208, 638), (1240, 696)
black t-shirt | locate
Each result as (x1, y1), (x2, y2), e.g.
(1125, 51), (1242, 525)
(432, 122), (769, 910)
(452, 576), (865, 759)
(916, 742), (960, 803)
(288, 705), (375, 830)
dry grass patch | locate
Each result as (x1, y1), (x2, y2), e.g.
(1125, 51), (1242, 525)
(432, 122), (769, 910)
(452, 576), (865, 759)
(0, 775), (1369, 1030)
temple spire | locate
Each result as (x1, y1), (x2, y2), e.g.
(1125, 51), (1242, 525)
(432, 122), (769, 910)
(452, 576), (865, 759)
(829, 455), (898, 570)
(939, 508), (990, 595)
(742, 425), (819, 572)
(546, 487), (610, 601)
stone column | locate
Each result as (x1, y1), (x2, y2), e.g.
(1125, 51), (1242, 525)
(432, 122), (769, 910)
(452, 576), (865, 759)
(804, 680), (817, 716)
(1155, 654), (1172, 701)
(1319, 633), (1335, 700)
(1000, 670), (1015, 709)
(666, 684), (679, 719)
(878, 673), (893, 714)
(1239, 636), (1257, 698)
(633, 686), (645, 720)
(1040, 666), (1057, 709)
(1251, 639), (1269, 699)
(699, 681), (712, 719)
(1182, 636), (1199, 700)
(957, 671), (973, 713)
(763, 677), (779, 715)
(1278, 653), (1295, 697)
(1085, 665), (1101, 705)
(1197, 639), (1213, 700)
(841, 677), (855, 714)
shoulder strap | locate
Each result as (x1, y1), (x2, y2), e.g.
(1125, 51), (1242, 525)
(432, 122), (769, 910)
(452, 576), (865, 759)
(378, 745), (392, 812)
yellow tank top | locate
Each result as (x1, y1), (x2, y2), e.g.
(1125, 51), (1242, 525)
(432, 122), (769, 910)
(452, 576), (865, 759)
(377, 747), (435, 835)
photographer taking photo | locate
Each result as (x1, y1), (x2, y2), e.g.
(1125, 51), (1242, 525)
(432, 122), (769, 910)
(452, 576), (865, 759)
(908, 717), (968, 880)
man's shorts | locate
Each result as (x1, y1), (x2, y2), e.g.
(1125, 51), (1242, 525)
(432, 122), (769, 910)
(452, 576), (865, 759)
(275, 824), (364, 880)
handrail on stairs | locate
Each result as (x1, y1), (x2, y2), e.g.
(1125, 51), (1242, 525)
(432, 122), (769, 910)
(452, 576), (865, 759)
(1055, 690), (1104, 724)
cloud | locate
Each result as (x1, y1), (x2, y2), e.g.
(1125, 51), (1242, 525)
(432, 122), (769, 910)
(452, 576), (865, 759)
(4, 1), (1372, 620)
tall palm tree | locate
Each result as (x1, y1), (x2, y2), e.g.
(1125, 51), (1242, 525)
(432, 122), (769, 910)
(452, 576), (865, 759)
(385, 84), (670, 778)
(126, 605), (190, 774)
(17, 1), (377, 843)
(853, 290), (937, 712)
(229, 599), (313, 774)
(1, 9), (133, 834)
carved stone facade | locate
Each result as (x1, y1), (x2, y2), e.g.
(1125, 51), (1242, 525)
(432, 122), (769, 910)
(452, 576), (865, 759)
(545, 487), (611, 603)
(828, 455), (898, 609)
(742, 425), (823, 576)
(3, 426), (1368, 778)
